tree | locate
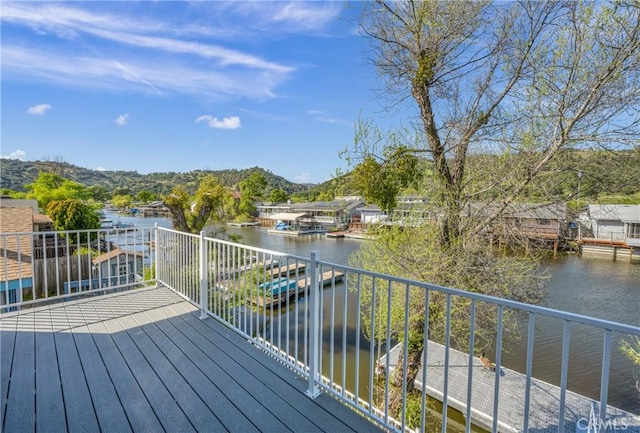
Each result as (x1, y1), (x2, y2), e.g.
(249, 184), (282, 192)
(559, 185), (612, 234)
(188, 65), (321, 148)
(238, 173), (267, 218)
(347, 0), (640, 421)
(136, 190), (157, 203)
(163, 175), (230, 233)
(269, 189), (288, 203)
(87, 185), (111, 203)
(26, 172), (91, 209)
(46, 199), (100, 238)
(111, 194), (133, 210)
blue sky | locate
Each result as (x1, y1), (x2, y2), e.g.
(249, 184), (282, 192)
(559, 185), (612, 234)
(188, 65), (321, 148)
(1, 1), (389, 184)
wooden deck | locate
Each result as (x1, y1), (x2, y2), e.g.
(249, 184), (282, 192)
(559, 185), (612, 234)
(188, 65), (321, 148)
(0, 287), (385, 433)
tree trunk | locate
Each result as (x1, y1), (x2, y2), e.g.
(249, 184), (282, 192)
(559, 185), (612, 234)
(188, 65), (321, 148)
(388, 304), (426, 418)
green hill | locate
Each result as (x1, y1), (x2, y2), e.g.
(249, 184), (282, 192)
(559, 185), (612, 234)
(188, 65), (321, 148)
(0, 159), (311, 196)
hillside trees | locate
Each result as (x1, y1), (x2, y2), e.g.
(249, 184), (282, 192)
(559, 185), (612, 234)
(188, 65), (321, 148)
(347, 0), (640, 420)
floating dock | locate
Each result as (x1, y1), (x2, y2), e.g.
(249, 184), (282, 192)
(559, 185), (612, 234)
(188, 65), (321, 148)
(227, 221), (260, 227)
(381, 343), (640, 432)
(252, 271), (345, 309)
(214, 262), (307, 292)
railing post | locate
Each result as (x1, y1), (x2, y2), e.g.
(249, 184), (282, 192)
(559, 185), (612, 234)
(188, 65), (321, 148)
(154, 223), (159, 288)
(199, 230), (208, 320)
(306, 250), (321, 398)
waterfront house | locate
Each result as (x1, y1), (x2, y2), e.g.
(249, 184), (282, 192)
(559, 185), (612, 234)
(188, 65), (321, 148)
(258, 197), (364, 230)
(585, 204), (640, 246)
(92, 248), (145, 286)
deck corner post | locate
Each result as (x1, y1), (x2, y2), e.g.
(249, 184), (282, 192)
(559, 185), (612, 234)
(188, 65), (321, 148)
(306, 250), (321, 399)
(199, 230), (208, 320)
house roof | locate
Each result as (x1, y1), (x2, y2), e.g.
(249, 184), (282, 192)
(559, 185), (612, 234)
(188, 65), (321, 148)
(270, 212), (308, 221)
(33, 213), (53, 224)
(588, 204), (640, 223)
(93, 248), (144, 265)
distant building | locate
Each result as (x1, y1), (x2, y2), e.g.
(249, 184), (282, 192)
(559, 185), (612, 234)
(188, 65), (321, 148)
(585, 204), (640, 246)
(257, 198), (364, 230)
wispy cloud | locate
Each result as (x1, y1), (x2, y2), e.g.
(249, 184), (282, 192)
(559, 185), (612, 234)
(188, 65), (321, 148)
(0, 2), (323, 101)
(1, 149), (27, 160)
(196, 115), (241, 130)
(226, 2), (342, 33)
(306, 109), (352, 127)
(27, 104), (52, 115)
(115, 114), (129, 126)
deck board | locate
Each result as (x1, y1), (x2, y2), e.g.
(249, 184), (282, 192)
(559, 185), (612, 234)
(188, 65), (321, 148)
(34, 310), (67, 433)
(168, 301), (386, 433)
(155, 307), (320, 433)
(1, 287), (386, 433)
(104, 317), (197, 433)
(72, 329), (132, 433)
(54, 326), (101, 433)
(4, 313), (35, 433)
(87, 320), (164, 433)
(0, 314), (17, 422)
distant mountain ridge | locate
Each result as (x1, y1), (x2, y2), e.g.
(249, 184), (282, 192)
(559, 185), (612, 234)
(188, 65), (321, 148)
(0, 159), (311, 196)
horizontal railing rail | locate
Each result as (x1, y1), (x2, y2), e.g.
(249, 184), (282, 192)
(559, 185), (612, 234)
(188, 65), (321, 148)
(1, 226), (157, 312)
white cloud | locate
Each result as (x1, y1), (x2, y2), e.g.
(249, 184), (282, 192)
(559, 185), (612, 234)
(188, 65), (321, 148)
(294, 172), (310, 183)
(1, 149), (27, 160)
(196, 115), (241, 130)
(96, 166), (106, 171)
(115, 113), (129, 126)
(27, 104), (51, 115)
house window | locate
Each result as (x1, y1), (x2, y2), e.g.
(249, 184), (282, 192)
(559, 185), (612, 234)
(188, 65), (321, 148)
(119, 263), (128, 276)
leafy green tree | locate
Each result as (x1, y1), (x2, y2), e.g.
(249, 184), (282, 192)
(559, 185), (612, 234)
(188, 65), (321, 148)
(269, 189), (288, 203)
(87, 185), (111, 203)
(46, 199), (100, 239)
(111, 194), (133, 210)
(348, 0), (640, 420)
(163, 175), (230, 233)
(26, 172), (90, 209)
(238, 173), (267, 217)
(136, 190), (156, 203)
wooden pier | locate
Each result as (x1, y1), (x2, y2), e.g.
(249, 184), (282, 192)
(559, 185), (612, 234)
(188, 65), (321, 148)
(382, 343), (640, 432)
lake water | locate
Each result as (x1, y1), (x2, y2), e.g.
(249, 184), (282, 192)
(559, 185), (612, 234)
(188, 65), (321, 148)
(110, 214), (640, 415)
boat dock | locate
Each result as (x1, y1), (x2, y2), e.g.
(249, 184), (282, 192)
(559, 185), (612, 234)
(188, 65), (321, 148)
(381, 343), (640, 432)
(252, 271), (345, 309)
(326, 231), (368, 240)
(214, 262), (307, 292)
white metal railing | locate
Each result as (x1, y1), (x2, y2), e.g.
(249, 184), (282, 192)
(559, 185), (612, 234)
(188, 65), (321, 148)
(4, 226), (639, 432)
(154, 227), (640, 433)
(0, 226), (157, 311)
